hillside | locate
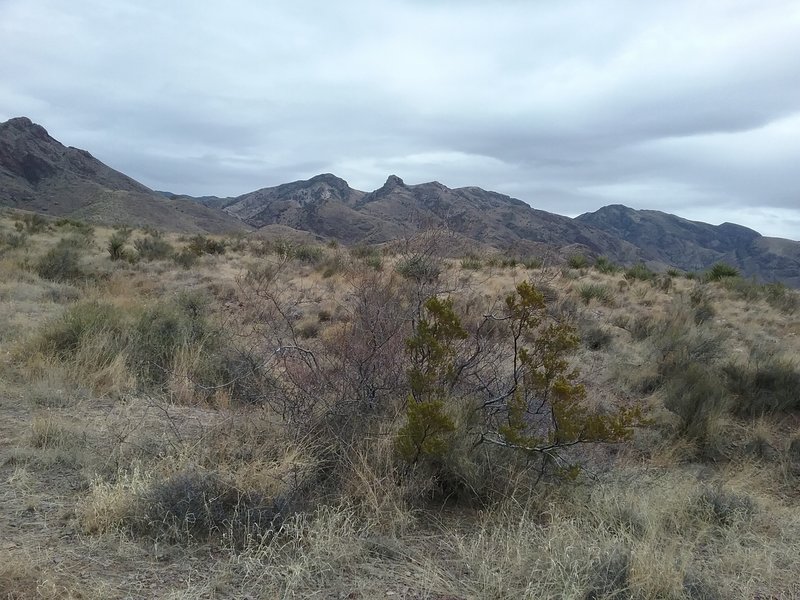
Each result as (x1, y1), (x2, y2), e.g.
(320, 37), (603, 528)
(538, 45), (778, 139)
(577, 204), (800, 287)
(1, 212), (799, 598)
(0, 117), (250, 234)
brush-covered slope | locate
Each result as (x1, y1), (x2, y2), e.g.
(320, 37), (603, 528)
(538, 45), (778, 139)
(0, 117), (249, 233)
(577, 204), (800, 286)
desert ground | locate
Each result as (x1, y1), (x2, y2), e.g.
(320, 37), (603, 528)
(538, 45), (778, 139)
(1, 209), (799, 599)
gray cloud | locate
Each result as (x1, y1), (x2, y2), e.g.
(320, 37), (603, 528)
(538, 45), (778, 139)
(1, 0), (798, 238)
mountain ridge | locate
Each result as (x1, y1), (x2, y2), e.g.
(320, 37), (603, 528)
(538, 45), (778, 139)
(0, 117), (250, 233)
(2, 116), (799, 285)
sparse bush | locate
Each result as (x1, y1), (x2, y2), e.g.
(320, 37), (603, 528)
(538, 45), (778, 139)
(129, 292), (224, 388)
(134, 234), (173, 261)
(396, 255), (441, 282)
(107, 230), (131, 261)
(522, 256), (543, 269)
(582, 325), (613, 350)
(131, 469), (287, 542)
(0, 230), (28, 249)
(720, 276), (761, 301)
(17, 213), (48, 234)
(35, 238), (84, 282)
(576, 283), (614, 306)
(706, 262), (740, 281)
(55, 217), (94, 237)
(460, 256), (482, 270)
(763, 282), (798, 313)
(188, 234), (226, 256)
(663, 362), (728, 447)
(593, 256), (618, 274)
(724, 354), (800, 416)
(694, 486), (757, 527)
(567, 253), (588, 269)
(624, 262), (655, 282)
(37, 301), (128, 366)
(319, 255), (345, 278)
(293, 244), (324, 264)
(173, 247), (199, 269)
(652, 273), (673, 292)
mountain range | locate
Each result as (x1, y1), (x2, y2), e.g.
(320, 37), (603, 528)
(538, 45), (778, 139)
(2, 116), (798, 286)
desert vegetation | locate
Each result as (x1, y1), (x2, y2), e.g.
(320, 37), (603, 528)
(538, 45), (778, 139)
(1, 209), (799, 599)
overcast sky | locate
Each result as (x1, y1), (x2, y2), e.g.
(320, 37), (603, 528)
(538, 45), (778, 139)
(1, 0), (799, 238)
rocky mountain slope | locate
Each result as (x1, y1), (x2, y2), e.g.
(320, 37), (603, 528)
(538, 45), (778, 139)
(577, 205), (800, 286)
(212, 173), (644, 262)
(0, 117), (249, 233)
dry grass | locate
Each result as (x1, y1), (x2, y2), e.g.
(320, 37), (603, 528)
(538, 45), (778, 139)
(1, 211), (799, 598)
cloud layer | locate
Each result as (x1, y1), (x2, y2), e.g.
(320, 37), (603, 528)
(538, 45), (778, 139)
(1, 0), (798, 237)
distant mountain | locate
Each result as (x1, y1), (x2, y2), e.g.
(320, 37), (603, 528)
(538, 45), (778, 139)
(217, 174), (644, 262)
(577, 205), (800, 286)
(2, 117), (799, 286)
(0, 117), (249, 233)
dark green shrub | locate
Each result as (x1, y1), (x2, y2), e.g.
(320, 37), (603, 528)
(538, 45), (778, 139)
(706, 262), (740, 281)
(134, 234), (173, 261)
(107, 231), (130, 261)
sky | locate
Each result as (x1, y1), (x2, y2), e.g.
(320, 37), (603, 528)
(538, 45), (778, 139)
(1, 0), (799, 239)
